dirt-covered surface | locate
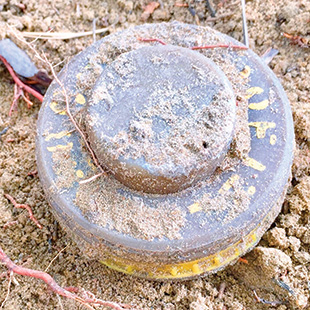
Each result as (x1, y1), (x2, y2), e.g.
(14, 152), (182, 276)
(0, 0), (310, 309)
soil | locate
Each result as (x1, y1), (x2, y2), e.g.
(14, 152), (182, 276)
(0, 0), (310, 310)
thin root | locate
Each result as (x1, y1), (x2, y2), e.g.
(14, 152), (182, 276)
(0, 271), (12, 310)
(283, 33), (309, 48)
(138, 37), (167, 45)
(0, 55), (44, 106)
(44, 54), (105, 175)
(238, 257), (249, 264)
(3, 220), (19, 230)
(4, 194), (42, 229)
(0, 245), (132, 310)
(137, 38), (248, 50)
(191, 44), (248, 50)
(253, 290), (286, 306)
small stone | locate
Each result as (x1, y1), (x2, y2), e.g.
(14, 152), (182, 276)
(21, 15), (33, 30)
(279, 213), (300, 235)
(301, 226), (310, 244)
(84, 10), (95, 21)
(127, 12), (137, 23)
(117, 0), (133, 12)
(253, 247), (292, 278)
(7, 17), (23, 30)
(189, 295), (208, 310)
(294, 251), (310, 264)
(267, 227), (289, 249)
(294, 292), (308, 309)
(152, 9), (171, 21)
(43, 16), (52, 29)
(289, 176), (310, 213)
(288, 236), (300, 252)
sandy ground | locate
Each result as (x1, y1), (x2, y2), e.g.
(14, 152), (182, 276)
(0, 0), (310, 309)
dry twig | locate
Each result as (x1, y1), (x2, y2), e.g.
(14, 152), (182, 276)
(20, 27), (110, 40)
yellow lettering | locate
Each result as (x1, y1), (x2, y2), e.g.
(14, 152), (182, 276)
(47, 142), (73, 152)
(247, 186), (256, 195)
(45, 131), (71, 141)
(212, 256), (221, 267)
(76, 170), (84, 178)
(249, 99), (269, 110)
(240, 65), (251, 78)
(270, 134), (277, 145)
(245, 87), (263, 99)
(170, 267), (178, 276)
(244, 157), (266, 171)
(249, 122), (276, 138)
(188, 202), (202, 214)
(192, 263), (201, 274)
(75, 93), (86, 105)
(50, 101), (66, 115)
(219, 175), (240, 194)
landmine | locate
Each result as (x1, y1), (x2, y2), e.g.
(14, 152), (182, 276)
(36, 22), (294, 280)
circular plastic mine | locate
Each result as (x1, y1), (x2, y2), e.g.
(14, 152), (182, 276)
(36, 22), (294, 280)
(85, 45), (236, 194)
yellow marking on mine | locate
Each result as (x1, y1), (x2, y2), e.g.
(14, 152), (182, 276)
(219, 175), (240, 194)
(244, 157), (266, 171)
(87, 157), (97, 171)
(234, 248), (240, 256)
(240, 65), (251, 78)
(126, 265), (134, 274)
(248, 186), (256, 195)
(76, 170), (84, 178)
(75, 93), (86, 105)
(188, 202), (202, 214)
(47, 142), (73, 152)
(76, 72), (82, 79)
(249, 99), (269, 110)
(53, 90), (61, 97)
(99, 210), (275, 279)
(170, 267), (178, 277)
(249, 122), (276, 138)
(245, 87), (264, 99)
(192, 263), (201, 274)
(250, 233), (257, 243)
(45, 131), (71, 141)
(270, 134), (277, 145)
(50, 101), (66, 115)
(213, 256), (221, 267)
